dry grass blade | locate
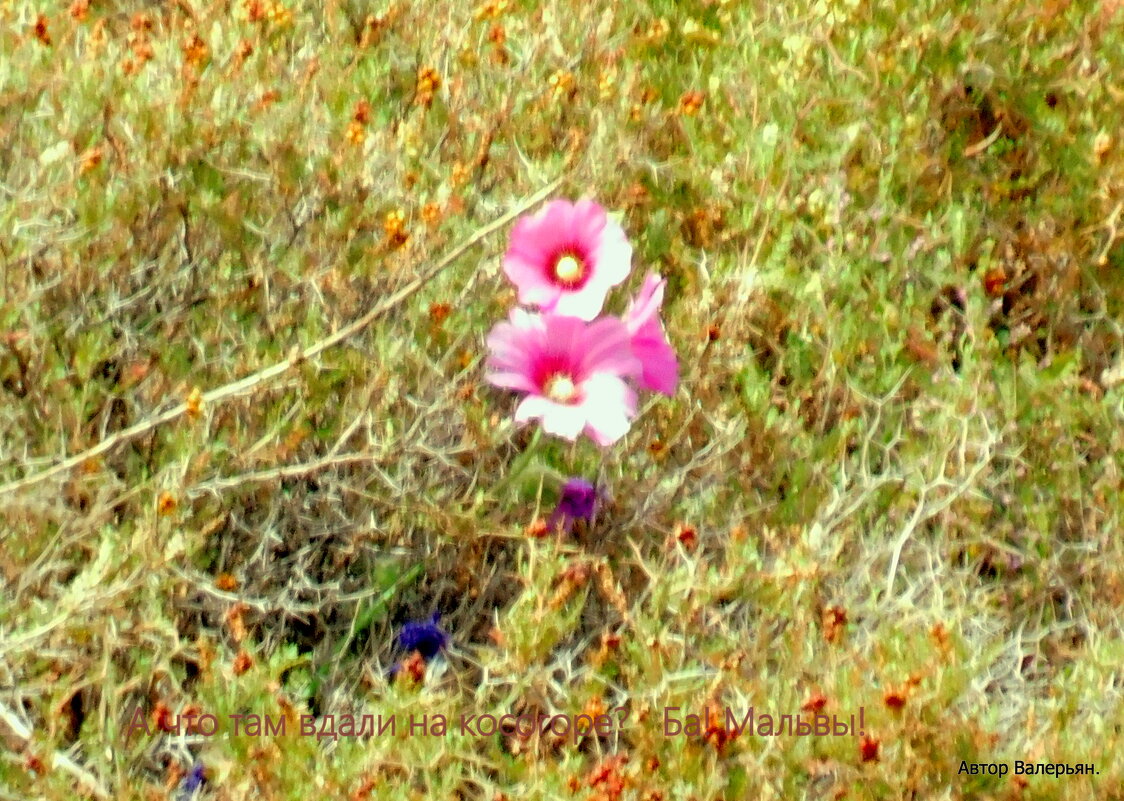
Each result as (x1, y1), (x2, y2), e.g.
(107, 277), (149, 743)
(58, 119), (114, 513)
(0, 701), (109, 800)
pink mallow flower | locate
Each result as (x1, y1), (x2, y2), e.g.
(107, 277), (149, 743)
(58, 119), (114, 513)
(485, 309), (640, 446)
(502, 199), (632, 321)
(623, 272), (678, 397)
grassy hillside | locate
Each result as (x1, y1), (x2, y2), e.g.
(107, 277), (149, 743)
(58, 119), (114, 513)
(2, 0), (1123, 798)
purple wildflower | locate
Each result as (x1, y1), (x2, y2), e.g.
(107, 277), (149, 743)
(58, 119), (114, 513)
(179, 761), (205, 799)
(548, 478), (599, 534)
(397, 613), (448, 660)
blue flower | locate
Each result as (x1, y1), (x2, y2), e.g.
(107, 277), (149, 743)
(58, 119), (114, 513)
(549, 478), (599, 534)
(397, 613), (448, 660)
(179, 761), (205, 800)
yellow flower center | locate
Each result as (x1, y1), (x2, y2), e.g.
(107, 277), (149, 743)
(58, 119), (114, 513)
(553, 254), (584, 284)
(544, 373), (578, 403)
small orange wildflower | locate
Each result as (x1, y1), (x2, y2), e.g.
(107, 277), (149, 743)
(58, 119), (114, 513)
(416, 67), (441, 108)
(677, 90), (705, 116)
(421, 202), (441, 226)
(185, 387), (203, 420)
(232, 650), (254, 675)
(156, 491), (178, 516)
(32, 14), (51, 45)
(183, 34), (208, 68)
(345, 120), (366, 146)
(383, 209), (409, 248)
(78, 147), (103, 175)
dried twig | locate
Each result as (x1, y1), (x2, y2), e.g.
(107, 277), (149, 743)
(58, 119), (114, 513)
(188, 452), (382, 495)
